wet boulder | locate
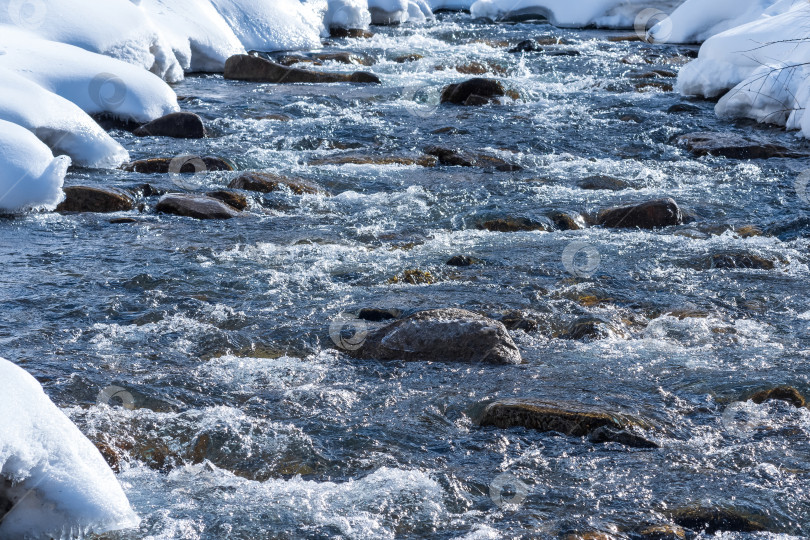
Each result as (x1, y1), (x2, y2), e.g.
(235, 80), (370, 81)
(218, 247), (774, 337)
(133, 112), (206, 139)
(560, 317), (615, 341)
(440, 78), (505, 106)
(677, 132), (807, 159)
(597, 198), (683, 229)
(206, 190), (248, 211)
(478, 217), (549, 232)
(587, 425), (659, 448)
(549, 211), (585, 230)
(155, 194), (240, 220)
(446, 255), (476, 267)
(356, 308), (399, 322)
(123, 156), (233, 174)
(56, 186), (133, 213)
(424, 146), (520, 171)
(578, 175), (631, 191)
(706, 252), (775, 270)
(478, 398), (643, 438)
(228, 172), (320, 195)
(329, 28), (374, 39)
(346, 308), (522, 365)
(637, 525), (686, 540)
(749, 386), (806, 408)
(670, 506), (767, 534)
(224, 54), (380, 84)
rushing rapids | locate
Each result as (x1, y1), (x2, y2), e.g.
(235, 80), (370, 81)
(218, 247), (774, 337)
(1, 10), (809, 540)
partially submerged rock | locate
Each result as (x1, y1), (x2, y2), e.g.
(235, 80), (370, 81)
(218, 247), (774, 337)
(133, 112), (206, 139)
(637, 525), (686, 540)
(749, 386), (806, 408)
(424, 146), (521, 171)
(597, 198), (683, 229)
(678, 132), (807, 159)
(478, 217), (548, 232)
(707, 252), (775, 270)
(228, 172), (320, 195)
(440, 78), (505, 106)
(206, 190), (248, 211)
(479, 399), (628, 436)
(155, 194), (240, 220)
(123, 156), (233, 174)
(346, 308), (522, 365)
(56, 186), (133, 213)
(224, 54), (380, 84)
(670, 506), (767, 534)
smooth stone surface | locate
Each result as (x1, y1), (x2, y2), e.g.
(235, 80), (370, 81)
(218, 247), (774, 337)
(155, 194), (240, 220)
(597, 198), (683, 229)
(56, 186), (133, 213)
(123, 157), (233, 174)
(228, 172), (319, 195)
(224, 55), (380, 84)
(346, 308), (522, 364)
(133, 112), (206, 139)
(440, 78), (505, 105)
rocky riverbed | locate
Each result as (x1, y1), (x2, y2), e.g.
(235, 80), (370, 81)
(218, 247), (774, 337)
(2, 11), (809, 540)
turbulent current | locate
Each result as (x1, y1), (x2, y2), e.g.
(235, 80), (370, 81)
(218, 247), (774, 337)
(2, 12), (809, 539)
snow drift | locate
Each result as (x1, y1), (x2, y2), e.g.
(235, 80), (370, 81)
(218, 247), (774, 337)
(0, 25), (179, 124)
(677, 0), (810, 137)
(0, 68), (129, 168)
(649, 0), (799, 44)
(0, 357), (139, 538)
(0, 120), (68, 213)
(469, 0), (681, 28)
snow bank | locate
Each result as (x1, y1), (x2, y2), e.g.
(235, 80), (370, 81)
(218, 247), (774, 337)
(0, 26), (179, 124)
(470, 0), (681, 28)
(0, 68), (128, 168)
(677, 0), (810, 137)
(0, 0), (183, 82)
(0, 121), (68, 212)
(324, 0), (373, 29)
(649, 0), (793, 44)
(208, 0), (323, 52)
(139, 0), (246, 73)
(0, 358), (139, 538)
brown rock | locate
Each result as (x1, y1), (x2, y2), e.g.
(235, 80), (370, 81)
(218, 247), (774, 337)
(123, 156), (233, 174)
(597, 198), (683, 229)
(228, 172), (319, 195)
(708, 252), (775, 270)
(478, 399), (634, 437)
(749, 386), (806, 408)
(206, 190), (248, 211)
(394, 53), (423, 63)
(133, 112), (206, 139)
(155, 194), (240, 219)
(329, 28), (374, 39)
(224, 54), (380, 84)
(638, 525), (686, 540)
(56, 186), (133, 213)
(423, 146), (520, 171)
(670, 507), (767, 534)
(478, 217), (548, 232)
(678, 132), (808, 159)
(440, 78), (505, 105)
(346, 308), (522, 365)
(312, 52), (374, 66)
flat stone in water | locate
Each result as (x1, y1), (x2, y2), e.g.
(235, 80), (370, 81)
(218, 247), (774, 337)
(346, 308), (522, 365)
(224, 54), (380, 84)
(56, 186), (133, 214)
(597, 198), (683, 229)
(678, 132), (808, 159)
(155, 194), (240, 220)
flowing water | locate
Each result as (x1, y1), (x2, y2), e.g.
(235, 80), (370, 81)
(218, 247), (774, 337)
(2, 12), (810, 539)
